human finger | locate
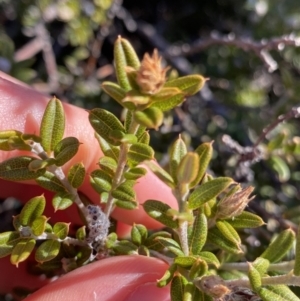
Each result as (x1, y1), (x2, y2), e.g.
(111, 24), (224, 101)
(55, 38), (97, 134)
(24, 256), (170, 301)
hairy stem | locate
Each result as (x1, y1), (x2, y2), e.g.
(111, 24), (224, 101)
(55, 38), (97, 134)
(104, 119), (140, 216)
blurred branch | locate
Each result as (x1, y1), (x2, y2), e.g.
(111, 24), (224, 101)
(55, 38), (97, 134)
(166, 31), (300, 72)
(222, 106), (300, 181)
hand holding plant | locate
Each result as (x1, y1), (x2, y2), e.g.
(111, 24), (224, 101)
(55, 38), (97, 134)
(1, 37), (300, 301)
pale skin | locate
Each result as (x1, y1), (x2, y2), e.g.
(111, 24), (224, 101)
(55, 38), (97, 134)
(0, 72), (177, 301)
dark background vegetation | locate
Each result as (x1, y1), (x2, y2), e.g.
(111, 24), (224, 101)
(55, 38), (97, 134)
(1, 0), (300, 298)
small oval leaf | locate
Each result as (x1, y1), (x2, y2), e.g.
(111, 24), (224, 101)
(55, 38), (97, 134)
(189, 211), (207, 255)
(225, 211), (265, 228)
(35, 240), (61, 263)
(128, 143), (154, 166)
(35, 171), (66, 193)
(143, 200), (179, 228)
(90, 169), (112, 193)
(188, 177), (234, 210)
(11, 239), (36, 267)
(169, 136), (187, 182)
(53, 222), (69, 240)
(124, 167), (147, 180)
(190, 142), (213, 188)
(20, 195), (46, 226)
(89, 108), (125, 146)
(54, 137), (80, 166)
(52, 192), (74, 211)
(31, 216), (48, 236)
(67, 163), (85, 188)
(40, 97), (65, 152)
(260, 229), (295, 263)
(177, 152), (199, 184)
(133, 107), (164, 130)
(0, 231), (20, 258)
(0, 156), (46, 181)
(164, 74), (206, 96)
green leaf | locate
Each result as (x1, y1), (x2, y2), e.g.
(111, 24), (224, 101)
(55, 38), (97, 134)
(20, 195), (46, 226)
(90, 169), (112, 193)
(0, 231), (20, 258)
(177, 152), (199, 184)
(112, 180), (136, 203)
(28, 158), (55, 171)
(189, 211), (207, 255)
(109, 130), (137, 145)
(94, 133), (119, 160)
(151, 88), (184, 112)
(294, 223), (300, 276)
(52, 192), (74, 211)
(248, 263), (262, 291)
(144, 231), (172, 251)
(35, 171), (66, 193)
(128, 143), (154, 166)
(124, 167), (147, 180)
(189, 259), (208, 280)
(174, 256), (199, 268)
(137, 131), (150, 145)
(7, 135), (31, 151)
(106, 232), (118, 249)
(40, 97), (65, 152)
(67, 163), (85, 188)
(143, 160), (175, 188)
(53, 222), (69, 240)
(268, 132), (287, 152)
(35, 240), (61, 263)
(76, 226), (86, 241)
(269, 155), (290, 182)
(154, 237), (184, 256)
(31, 216), (48, 236)
(216, 220), (241, 245)
(98, 156), (117, 176)
(112, 240), (138, 255)
(143, 200), (179, 228)
(114, 37), (132, 91)
(225, 211), (265, 228)
(11, 239), (36, 267)
(54, 137), (80, 166)
(120, 38), (140, 69)
(171, 275), (187, 301)
(169, 136), (187, 182)
(131, 224), (148, 245)
(157, 263), (177, 287)
(252, 257), (270, 275)
(0, 130), (22, 151)
(258, 287), (287, 301)
(260, 229), (295, 263)
(101, 81), (127, 107)
(207, 227), (243, 254)
(164, 74), (206, 96)
(133, 107), (164, 130)
(266, 285), (300, 301)
(0, 156), (46, 181)
(89, 108), (125, 146)
(198, 251), (220, 268)
(190, 142), (213, 188)
(188, 177), (234, 210)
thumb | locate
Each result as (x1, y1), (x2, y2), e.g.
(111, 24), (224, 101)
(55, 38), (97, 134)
(24, 256), (171, 301)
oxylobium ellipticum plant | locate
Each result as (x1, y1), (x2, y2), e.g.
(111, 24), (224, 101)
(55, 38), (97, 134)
(1, 36), (300, 301)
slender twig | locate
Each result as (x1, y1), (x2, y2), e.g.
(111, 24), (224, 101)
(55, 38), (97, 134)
(104, 120), (140, 216)
(221, 260), (295, 273)
(166, 32), (300, 72)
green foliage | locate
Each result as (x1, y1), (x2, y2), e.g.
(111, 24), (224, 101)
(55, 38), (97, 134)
(1, 36), (300, 301)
